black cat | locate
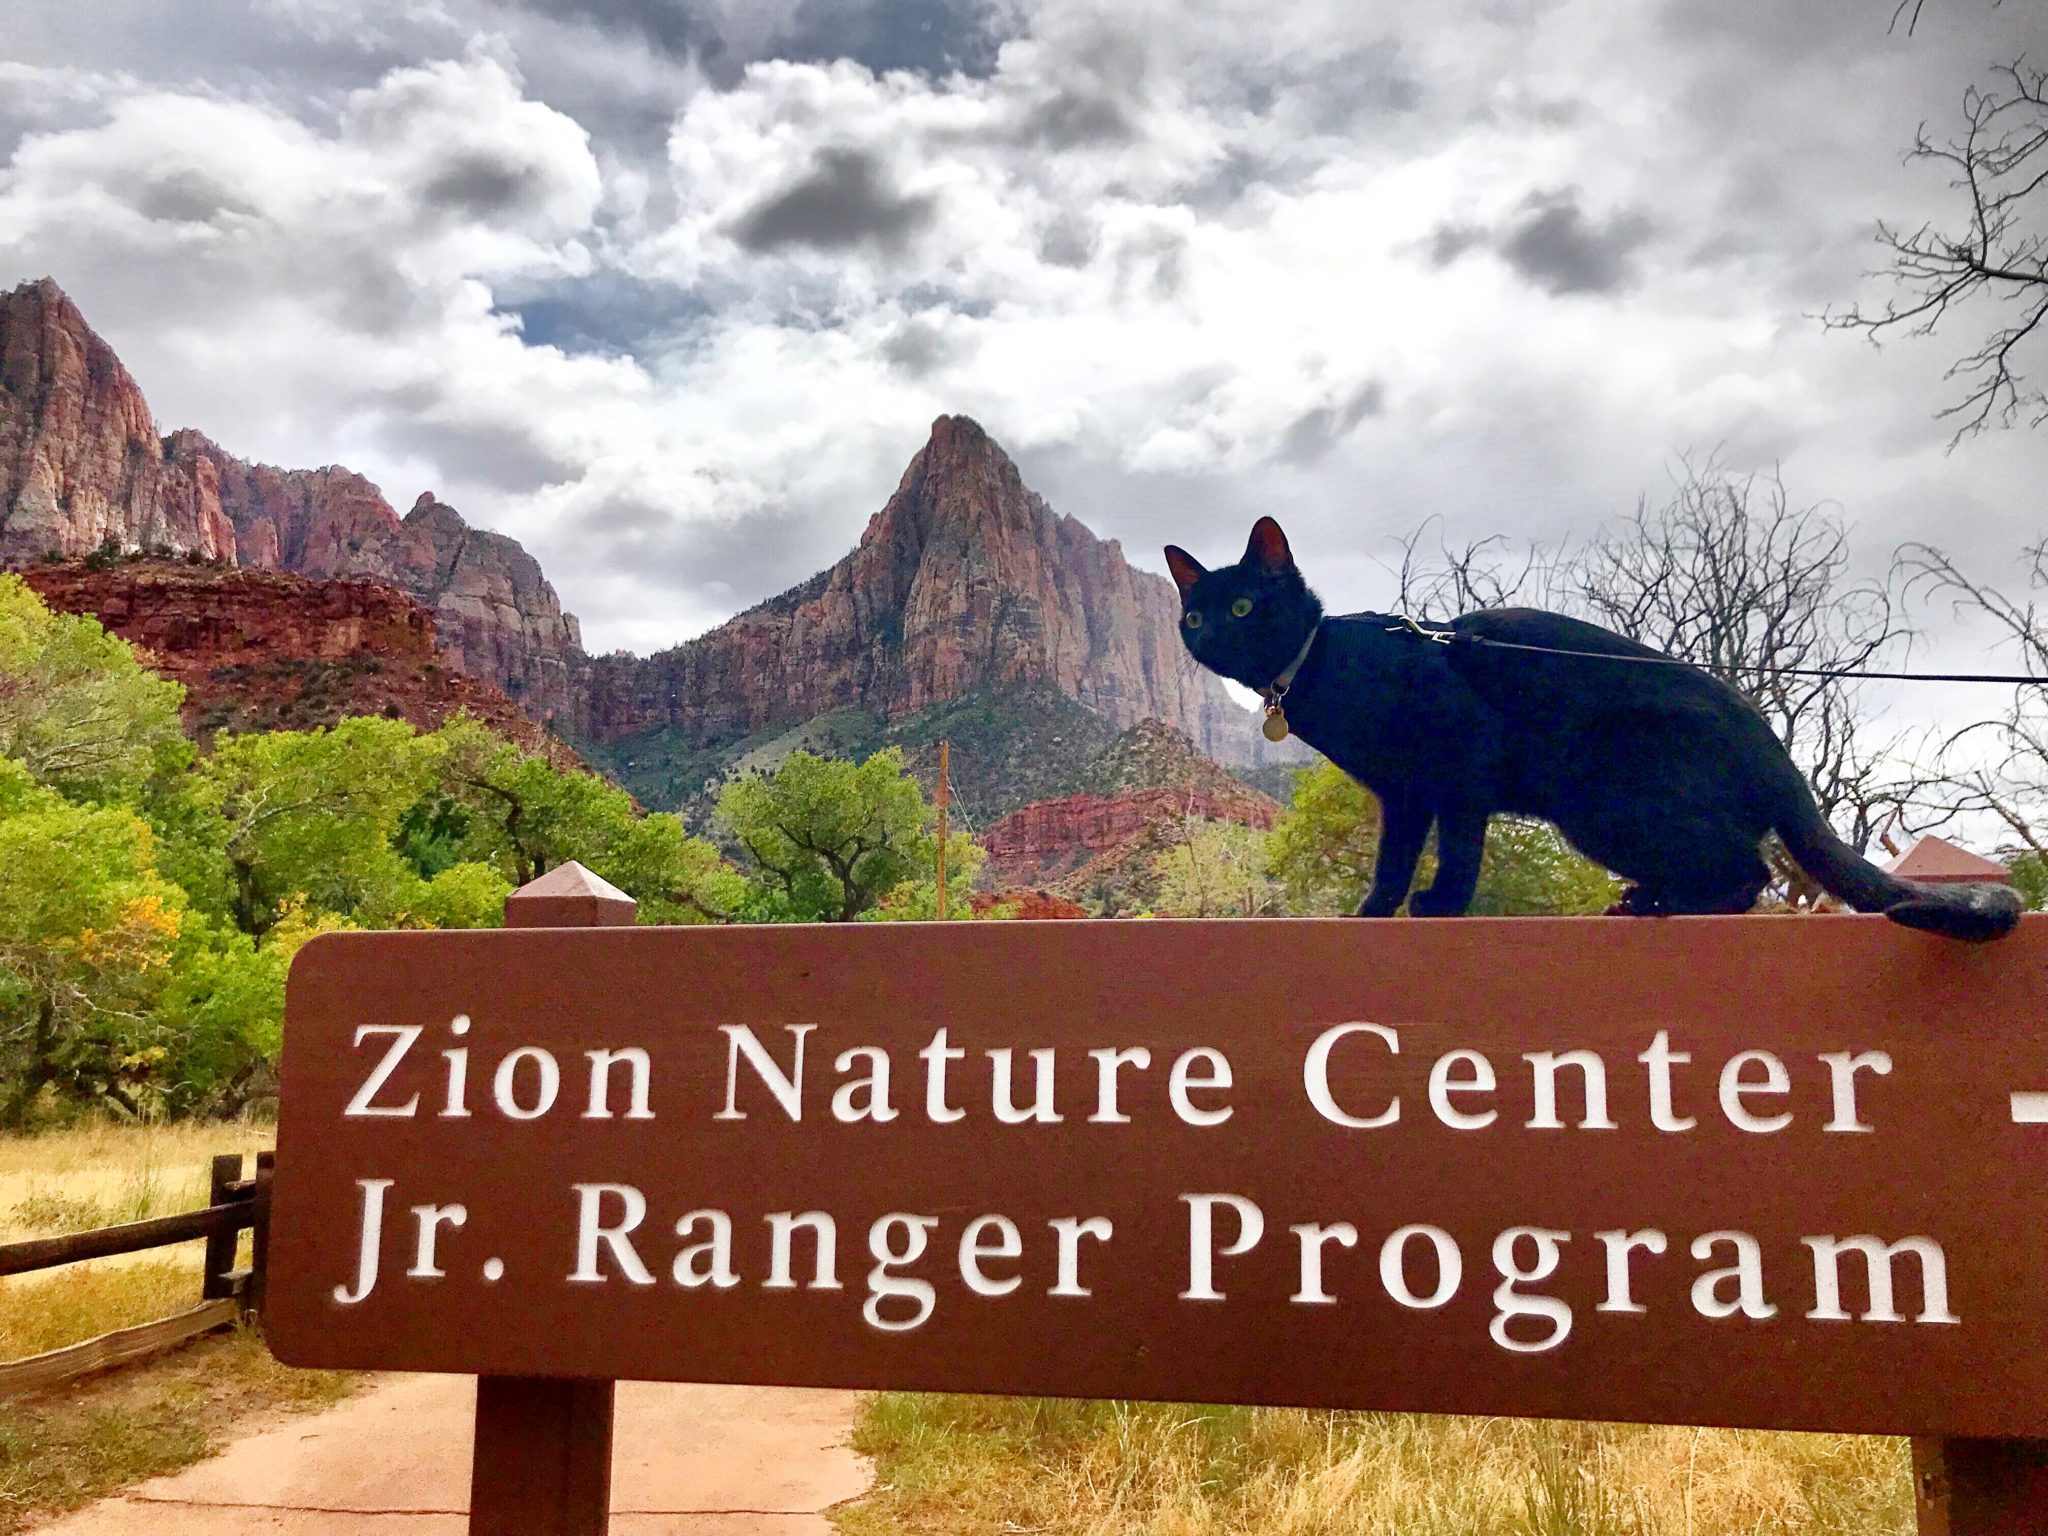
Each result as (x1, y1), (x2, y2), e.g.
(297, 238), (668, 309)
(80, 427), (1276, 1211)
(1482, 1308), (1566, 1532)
(1165, 517), (2022, 942)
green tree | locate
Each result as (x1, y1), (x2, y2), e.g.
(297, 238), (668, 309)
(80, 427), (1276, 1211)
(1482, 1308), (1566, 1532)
(0, 762), (188, 1122)
(154, 918), (290, 1117)
(717, 748), (955, 921)
(0, 575), (187, 803)
(2006, 852), (2048, 912)
(603, 812), (745, 924)
(429, 716), (635, 887)
(1267, 764), (1381, 915)
(423, 717), (738, 922)
(857, 836), (990, 921)
(1152, 821), (1284, 917)
(188, 717), (440, 936)
(1268, 762), (1620, 917)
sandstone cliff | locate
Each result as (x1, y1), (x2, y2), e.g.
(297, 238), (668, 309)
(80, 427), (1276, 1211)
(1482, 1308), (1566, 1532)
(3, 278), (1290, 798)
(23, 560), (576, 762)
(0, 279), (583, 723)
(0, 279), (235, 562)
(585, 415), (1276, 766)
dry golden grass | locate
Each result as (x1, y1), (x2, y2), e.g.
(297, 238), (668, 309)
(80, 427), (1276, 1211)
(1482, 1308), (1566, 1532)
(841, 1396), (1915, 1536)
(0, 1122), (273, 1244)
(0, 1123), (272, 1357)
(0, 1123), (355, 1534)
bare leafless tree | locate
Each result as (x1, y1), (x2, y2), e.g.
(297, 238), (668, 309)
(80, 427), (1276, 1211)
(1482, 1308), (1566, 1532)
(1891, 0), (2009, 38)
(1387, 458), (1928, 861)
(1386, 522), (1564, 619)
(1896, 540), (2048, 856)
(1823, 58), (2048, 443)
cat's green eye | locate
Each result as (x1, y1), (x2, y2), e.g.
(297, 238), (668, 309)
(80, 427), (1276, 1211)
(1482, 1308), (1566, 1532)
(1184, 610), (1203, 629)
(1231, 597), (1254, 618)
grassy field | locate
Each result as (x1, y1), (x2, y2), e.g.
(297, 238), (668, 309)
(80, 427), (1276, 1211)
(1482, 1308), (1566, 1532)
(0, 1123), (275, 1359)
(840, 1396), (1917, 1536)
(0, 1124), (357, 1532)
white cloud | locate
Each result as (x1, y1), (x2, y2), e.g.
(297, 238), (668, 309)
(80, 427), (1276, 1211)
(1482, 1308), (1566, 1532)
(0, 0), (2040, 686)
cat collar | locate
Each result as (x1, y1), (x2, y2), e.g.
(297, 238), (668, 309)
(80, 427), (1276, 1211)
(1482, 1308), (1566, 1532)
(1258, 626), (1320, 743)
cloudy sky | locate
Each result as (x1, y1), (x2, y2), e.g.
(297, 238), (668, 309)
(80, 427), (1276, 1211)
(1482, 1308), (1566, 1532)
(2, 0), (2041, 671)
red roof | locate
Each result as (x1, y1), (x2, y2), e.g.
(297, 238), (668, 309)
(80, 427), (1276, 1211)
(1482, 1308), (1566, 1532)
(1885, 835), (2012, 885)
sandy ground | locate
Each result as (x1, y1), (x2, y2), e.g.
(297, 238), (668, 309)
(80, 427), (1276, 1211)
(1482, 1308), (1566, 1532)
(31, 1374), (871, 1535)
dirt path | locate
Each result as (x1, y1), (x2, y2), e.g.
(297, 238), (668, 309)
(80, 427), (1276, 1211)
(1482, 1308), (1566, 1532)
(32, 1374), (870, 1534)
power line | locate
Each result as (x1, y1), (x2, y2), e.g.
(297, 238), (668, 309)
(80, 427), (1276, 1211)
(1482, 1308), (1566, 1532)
(1374, 619), (2048, 686)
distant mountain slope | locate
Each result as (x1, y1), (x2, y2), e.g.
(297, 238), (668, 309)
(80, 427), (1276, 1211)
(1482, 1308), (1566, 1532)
(2, 276), (1301, 811)
(580, 414), (1283, 770)
(974, 717), (1285, 910)
(0, 278), (583, 722)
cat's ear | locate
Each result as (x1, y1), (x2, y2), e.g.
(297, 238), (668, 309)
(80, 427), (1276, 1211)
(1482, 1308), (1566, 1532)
(1244, 517), (1294, 576)
(1164, 546), (1205, 596)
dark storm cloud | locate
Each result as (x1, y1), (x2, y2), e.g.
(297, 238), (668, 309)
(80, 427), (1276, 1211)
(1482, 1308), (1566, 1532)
(1426, 223), (1482, 266)
(127, 169), (257, 226)
(1427, 189), (1655, 296)
(380, 413), (578, 494)
(7, 0), (419, 105)
(1110, 225), (1188, 302)
(1037, 212), (1097, 268)
(498, 0), (726, 66)
(730, 148), (936, 255)
(1235, 38), (1421, 131)
(881, 314), (972, 376)
(552, 491), (842, 621)
(1276, 381), (1387, 466)
(421, 151), (552, 218)
(1500, 192), (1654, 295)
(1015, 89), (1137, 149)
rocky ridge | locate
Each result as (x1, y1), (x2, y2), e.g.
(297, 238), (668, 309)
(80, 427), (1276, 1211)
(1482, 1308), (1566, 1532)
(22, 560), (577, 762)
(980, 784), (1279, 905)
(1, 277), (1287, 804)
(581, 414), (1276, 767)
(0, 279), (583, 722)
(978, 718), (1280, 907)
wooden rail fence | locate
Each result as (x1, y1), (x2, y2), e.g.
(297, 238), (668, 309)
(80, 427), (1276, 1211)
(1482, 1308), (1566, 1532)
(0, 1149), (273, 1397)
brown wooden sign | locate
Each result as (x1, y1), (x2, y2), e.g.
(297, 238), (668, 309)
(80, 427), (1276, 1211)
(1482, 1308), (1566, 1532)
(270, 914), (2048, 1438)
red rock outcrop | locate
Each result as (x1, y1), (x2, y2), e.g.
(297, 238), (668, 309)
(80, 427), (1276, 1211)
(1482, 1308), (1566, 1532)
(971, 888), (1091, 919)
(584, 415), (1281, 765)
(0, 280), (584, 724)
(980, 784), (1278, 896)
(0, 280), (235, 562)
(22, 561), (577, 763)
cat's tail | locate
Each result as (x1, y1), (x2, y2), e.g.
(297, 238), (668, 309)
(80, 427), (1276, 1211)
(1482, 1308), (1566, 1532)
(1774, 797), (2022, 943)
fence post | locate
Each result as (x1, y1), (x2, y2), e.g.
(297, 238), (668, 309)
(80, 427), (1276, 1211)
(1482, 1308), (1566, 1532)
(1915, 1437), (2048, 1535)
(469, 861), (636, 1536)
(201, 1153), (242, 1301)
(248, 1149), (274, 1318)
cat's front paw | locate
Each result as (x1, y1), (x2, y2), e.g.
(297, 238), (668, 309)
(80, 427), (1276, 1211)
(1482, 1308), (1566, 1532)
(1353, 891), (1405, 918)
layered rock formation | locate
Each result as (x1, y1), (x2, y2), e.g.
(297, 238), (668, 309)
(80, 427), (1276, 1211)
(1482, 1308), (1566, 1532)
(0, 279), (236, 562)
(980, 785), (1279, 898)
(23, 561), (576, 762)
(584, 415), (1275, 765)
(0, 279), (583, 722)
(2, 277), (1287, 800)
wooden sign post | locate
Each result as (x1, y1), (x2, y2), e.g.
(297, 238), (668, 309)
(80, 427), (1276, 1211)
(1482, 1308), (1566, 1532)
(269, 911), (2048, 1532)
(472, 863), (634, 1536)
